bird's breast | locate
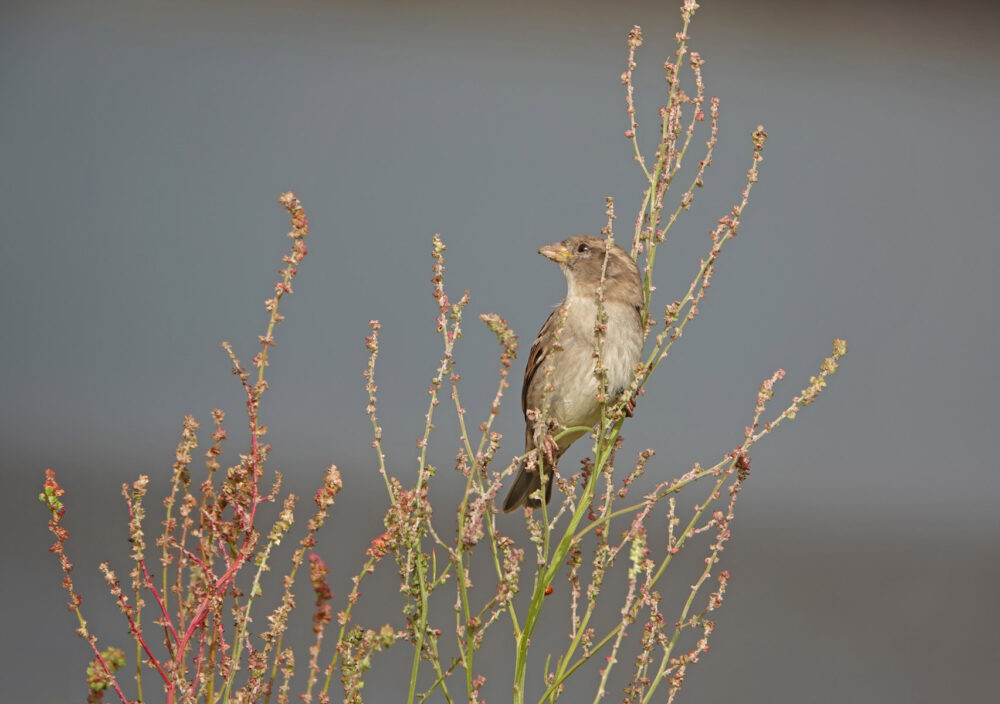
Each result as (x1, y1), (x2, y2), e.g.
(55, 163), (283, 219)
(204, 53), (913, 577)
(549, 296), (642, 428)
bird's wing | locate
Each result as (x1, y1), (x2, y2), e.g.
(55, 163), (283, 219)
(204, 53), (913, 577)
(521, 305), (564, 418)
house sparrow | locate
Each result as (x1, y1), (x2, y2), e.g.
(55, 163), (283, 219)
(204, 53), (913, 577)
(502, 235), (644, 512)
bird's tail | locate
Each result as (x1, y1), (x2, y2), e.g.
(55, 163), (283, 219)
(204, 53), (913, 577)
(501, 459), (553, 512)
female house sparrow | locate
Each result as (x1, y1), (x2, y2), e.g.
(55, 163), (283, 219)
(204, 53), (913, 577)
(502, 235), (643, 512)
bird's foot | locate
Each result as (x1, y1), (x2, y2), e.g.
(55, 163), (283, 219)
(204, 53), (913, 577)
(625, 396), (636, 417)
(541, 433), (560, 466)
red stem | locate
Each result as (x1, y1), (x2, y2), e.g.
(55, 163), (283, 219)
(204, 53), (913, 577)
(188, 620), (209, 700)
(168, 293), (274, 700)
(85, 638), (132, 704)
(139, 558), (181, 654)
(176, 543), (212, 576)
(113, 589), (172, 686)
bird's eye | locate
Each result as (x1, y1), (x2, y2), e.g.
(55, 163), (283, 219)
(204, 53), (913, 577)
(576, 243), (590, 253)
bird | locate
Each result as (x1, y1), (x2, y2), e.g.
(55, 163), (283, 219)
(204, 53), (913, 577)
(502, 235), (644, 512)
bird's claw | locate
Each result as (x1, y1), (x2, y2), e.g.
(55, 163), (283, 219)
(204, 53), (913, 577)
(624, 394), (637, 418)
(541, 433), (560, 466)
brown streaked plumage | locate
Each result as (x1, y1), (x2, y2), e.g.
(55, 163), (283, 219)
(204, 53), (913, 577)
(502, 235), (643, 512)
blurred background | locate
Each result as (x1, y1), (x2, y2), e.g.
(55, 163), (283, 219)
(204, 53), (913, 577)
(2, 0), (997, 701)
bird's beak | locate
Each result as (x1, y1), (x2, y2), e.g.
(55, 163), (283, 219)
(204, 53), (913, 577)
(538, 242), (571, 263)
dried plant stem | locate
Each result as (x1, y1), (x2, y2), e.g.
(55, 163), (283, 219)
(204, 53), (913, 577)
(319, 554), (377, 697)
(364, 320), (394, 498)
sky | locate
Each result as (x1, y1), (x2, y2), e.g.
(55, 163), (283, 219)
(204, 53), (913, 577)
(1, 1), (997, 701)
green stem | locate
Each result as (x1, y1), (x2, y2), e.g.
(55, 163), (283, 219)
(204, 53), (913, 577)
(407, 551), (432, 704)
(535, 466), (731, 704)
(320, 556), (377, 697)
(513, 417), (625, 702)
(427, 637), (456, 704)
(221, 536), (279, 703)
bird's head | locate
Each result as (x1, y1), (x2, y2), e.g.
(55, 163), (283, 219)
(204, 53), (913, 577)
(538, 235), (641, 304)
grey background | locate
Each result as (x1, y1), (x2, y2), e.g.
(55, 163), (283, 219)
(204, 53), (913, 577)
(2, 0), (997, 701)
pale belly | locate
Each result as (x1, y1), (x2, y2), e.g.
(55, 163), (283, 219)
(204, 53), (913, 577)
(545, 297), (641, 449)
